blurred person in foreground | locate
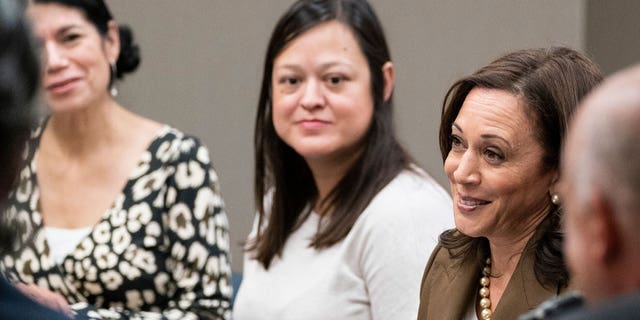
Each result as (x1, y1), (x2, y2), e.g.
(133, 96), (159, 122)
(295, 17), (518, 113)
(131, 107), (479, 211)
(0, 0), (232, 319)
(544, 64), (640, 319)
(0, 0), (68, 318)
(417, 47), (602, 320)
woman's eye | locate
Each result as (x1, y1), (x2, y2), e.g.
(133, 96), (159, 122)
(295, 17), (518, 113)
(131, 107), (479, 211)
(279, 77), (299, 86)
(327, 75), (347, 85)
(274, 76), (302, 93)
(484, 149), (504, 162)
(62, 33), (81, 43)
(450, 135), (464, 149)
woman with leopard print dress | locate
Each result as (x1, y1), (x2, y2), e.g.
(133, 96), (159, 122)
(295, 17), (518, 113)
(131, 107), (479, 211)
(0, 1), (232, 319)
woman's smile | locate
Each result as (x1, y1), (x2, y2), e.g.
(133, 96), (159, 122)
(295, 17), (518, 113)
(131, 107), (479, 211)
(455, 193), (492, 212)
(46, 77), (81, 95)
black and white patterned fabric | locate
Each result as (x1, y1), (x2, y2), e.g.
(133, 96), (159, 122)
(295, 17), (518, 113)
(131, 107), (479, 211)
(1, 124), (232, 319)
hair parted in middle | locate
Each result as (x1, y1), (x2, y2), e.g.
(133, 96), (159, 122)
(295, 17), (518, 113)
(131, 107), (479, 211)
(251, 0), (411, 269)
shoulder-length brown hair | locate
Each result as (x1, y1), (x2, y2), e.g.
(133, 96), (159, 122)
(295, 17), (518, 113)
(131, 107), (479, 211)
(439, 47), (602, 289)
(249, 0), (411, 269)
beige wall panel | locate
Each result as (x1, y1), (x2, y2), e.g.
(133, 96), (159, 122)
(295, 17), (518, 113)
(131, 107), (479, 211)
(586, 0), (640, 74)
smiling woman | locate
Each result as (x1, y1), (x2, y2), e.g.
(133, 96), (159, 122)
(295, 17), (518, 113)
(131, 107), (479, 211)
(445, 88), (554, 241)
(0, 0), (232, 319)
(417, 47), (603, 320)
(34, 7), (111, 110)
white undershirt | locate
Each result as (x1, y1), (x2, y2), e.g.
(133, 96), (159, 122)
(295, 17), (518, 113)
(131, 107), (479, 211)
(44, 226), (93, 264)
(464, 300), (478, 320)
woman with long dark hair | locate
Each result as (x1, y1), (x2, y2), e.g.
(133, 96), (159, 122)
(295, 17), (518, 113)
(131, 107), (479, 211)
(233, 0), (452, 319)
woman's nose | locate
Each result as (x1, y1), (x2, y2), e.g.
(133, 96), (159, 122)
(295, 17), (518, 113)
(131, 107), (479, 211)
(43, 42), (68, 73)
(300, 79), (324, 110)
(452, 151), (481, 185)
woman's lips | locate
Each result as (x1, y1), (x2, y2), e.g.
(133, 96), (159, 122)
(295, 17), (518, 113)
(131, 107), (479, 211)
(46, 78), (80, 95)
(457, 194), (491, 212)
(297, 119), (330, 130)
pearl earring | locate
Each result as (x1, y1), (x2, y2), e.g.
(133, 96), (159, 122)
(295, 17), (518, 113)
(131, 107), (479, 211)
(551, 194), (561, 205)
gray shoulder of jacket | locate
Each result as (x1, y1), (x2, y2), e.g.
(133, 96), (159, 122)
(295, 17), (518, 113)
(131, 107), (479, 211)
(519, 291), (584, 320)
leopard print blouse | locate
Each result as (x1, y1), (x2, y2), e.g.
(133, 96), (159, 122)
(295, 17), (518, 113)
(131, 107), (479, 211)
(1, 125), (232, 319)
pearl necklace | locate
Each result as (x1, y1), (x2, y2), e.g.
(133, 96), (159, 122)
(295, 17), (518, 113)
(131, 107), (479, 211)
(478, 257), (492, 320)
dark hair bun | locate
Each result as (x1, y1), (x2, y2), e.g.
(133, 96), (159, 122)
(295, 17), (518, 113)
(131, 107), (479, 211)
(115, 24), (140, 78)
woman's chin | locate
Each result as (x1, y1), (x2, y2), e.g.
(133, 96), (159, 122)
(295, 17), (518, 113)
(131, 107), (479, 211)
(46, 99), (89, 114)
(453, 215), (485, 238)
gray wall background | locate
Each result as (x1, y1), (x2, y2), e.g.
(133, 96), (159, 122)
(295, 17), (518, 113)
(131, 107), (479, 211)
(586, 0), (640, 74)
(107, 0), (636, 272)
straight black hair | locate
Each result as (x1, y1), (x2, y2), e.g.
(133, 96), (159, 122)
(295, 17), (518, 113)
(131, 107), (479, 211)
(250, 0), (411, 269)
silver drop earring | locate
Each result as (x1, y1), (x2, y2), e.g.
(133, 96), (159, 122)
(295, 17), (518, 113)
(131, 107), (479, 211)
(109, 63), (118, 97)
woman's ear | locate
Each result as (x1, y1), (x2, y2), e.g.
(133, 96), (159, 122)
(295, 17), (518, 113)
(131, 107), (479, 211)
(382, 61), (395, 102)
(104, 21), (120, 65)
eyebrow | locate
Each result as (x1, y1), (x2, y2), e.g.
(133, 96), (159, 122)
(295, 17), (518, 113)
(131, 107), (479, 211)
(55, 25), (82, 36)
(273, 61), (350, 71)
(452, 122), (513, 148)
(480, 134), (512, 148)
(273, 64), (302, 73)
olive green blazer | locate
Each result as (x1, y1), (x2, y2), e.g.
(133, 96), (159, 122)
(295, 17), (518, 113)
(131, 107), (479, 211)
(417, 233), (564, 320)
